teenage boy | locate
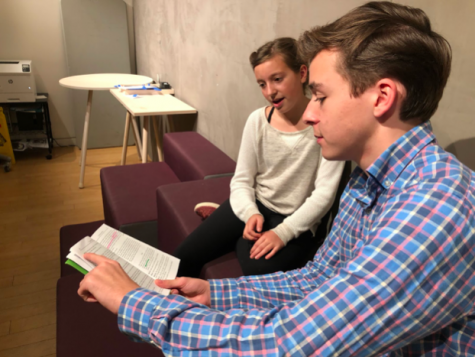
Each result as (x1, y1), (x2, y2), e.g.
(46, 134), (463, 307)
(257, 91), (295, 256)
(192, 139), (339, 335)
(78, 2), (475, 356)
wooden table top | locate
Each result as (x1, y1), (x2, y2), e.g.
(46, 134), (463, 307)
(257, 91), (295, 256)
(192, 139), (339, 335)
(109, 89), (197, 116)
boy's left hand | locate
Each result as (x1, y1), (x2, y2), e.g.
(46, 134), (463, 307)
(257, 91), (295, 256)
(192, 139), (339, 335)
(249, 231), (284, 260)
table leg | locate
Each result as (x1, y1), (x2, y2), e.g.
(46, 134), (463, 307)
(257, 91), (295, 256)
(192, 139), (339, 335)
(131, 116), (142, 161)
(121, 111), (131, 165)
(167, 115), (175, 132)
(79, 90), (93, 189)
(142, 116), (149, 163)
(42, 100), (53, 159)
(152, 116), (163, 162)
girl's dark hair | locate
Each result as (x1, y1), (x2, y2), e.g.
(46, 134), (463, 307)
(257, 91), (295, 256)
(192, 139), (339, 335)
(250, 37), (308, 89)
(298, 1), (452, 122)
(250, 37), (303, 72)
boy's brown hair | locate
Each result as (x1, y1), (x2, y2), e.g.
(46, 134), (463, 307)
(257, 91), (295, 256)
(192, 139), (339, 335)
(298, 1), (452, 122)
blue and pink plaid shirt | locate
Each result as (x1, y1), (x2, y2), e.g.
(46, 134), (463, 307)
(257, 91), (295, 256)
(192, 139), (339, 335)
(119, 122), (475, 356)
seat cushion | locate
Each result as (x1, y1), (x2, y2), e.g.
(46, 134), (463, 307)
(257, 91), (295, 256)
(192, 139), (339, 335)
(59, 220), (104, 277)
(57, 274), (164, 357)
(163, 132), (235, 181)
(201, 252), (243, 280)
(101, 162), (180, 229)
(156, 176), (232, 254)
(156, 176), (243, 279)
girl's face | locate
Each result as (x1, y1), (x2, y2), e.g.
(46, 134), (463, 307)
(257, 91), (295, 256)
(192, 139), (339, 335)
(254, 54), (307, 114)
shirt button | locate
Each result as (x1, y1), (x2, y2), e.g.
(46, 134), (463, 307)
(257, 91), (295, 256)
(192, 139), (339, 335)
(385, 180), (391, 187)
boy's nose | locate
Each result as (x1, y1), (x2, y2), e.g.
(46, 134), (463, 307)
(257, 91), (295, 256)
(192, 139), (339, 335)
(303, 101), (319, 125)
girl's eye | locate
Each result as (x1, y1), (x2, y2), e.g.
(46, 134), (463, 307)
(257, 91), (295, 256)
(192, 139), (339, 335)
(274, 77), (281, 82)
(315, 96), (326, 104)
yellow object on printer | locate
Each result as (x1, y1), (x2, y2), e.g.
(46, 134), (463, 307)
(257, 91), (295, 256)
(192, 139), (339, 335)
(0, 107), (15, 164)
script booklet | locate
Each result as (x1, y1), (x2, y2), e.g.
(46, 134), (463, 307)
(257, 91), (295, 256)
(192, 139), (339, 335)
(65, 224), (180, 295)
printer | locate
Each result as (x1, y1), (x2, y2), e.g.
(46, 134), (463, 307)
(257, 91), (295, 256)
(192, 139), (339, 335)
(0, 60), (37, 103)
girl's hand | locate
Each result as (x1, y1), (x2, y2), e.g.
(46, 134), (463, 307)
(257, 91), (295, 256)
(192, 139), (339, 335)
(250, 231), (285, 259)
(243, 214), (264, 240)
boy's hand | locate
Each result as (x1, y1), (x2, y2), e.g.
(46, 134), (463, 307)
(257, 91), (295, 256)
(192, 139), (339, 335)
(155, 277), (211, 307)
(78, 253), (139, 314)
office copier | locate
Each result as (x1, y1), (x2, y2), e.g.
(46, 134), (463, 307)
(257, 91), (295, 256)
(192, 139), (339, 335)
(0, 60), (37, 103)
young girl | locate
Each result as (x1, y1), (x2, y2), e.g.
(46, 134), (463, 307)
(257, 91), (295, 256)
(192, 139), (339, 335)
(174, 38), (344, 277)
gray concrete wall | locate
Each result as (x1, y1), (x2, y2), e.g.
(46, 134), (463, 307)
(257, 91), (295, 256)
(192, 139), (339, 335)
(134, 0), (475, 170)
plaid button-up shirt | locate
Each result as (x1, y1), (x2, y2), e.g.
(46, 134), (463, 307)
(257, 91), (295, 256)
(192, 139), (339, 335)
(119, 122), (475, 356)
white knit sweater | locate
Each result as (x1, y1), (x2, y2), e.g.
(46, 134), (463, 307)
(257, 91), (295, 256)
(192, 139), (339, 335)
(230, 107), (345, 245)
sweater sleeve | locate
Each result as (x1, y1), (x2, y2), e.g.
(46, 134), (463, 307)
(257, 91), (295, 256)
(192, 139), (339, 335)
(272, 157), (345, 245)
(229, 110), (262, 223)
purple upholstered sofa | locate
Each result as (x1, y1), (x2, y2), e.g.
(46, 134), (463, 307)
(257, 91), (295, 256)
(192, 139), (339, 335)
(57, 131), (238, 357)
(56, 131), (351, 357)
(99, 132), (236, 248)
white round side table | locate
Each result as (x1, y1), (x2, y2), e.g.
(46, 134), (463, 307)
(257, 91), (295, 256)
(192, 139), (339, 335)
(59, 73), (152, 188)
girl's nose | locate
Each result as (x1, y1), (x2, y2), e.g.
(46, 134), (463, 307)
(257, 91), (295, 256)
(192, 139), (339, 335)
(266, 84), (277, 98)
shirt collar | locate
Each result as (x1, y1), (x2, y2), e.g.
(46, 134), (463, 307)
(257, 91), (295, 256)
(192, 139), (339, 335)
(349, 121), (436, 208)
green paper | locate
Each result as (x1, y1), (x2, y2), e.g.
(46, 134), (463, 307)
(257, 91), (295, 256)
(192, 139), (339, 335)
(65, 259), (89, 275)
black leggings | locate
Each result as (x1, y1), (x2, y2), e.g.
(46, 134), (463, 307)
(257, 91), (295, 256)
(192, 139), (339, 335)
(174, 199), (321, 277)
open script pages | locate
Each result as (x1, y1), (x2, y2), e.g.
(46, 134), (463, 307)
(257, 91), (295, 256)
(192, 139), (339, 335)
(66, 224), (180, 295)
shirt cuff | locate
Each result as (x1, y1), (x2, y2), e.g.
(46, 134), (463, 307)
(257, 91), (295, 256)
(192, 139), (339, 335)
(118, 287), (163, 344)
(272, 223), (294, 245)
(209, 278), (240, 310)
(243, 206), (263, 224)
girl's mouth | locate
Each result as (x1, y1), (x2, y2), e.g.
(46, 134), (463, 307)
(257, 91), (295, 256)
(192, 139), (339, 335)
(272, 98), (284, 107)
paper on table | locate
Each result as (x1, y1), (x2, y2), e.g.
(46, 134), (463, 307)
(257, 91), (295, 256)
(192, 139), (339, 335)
(117, 84), (160, 91)
(67, 237), (168, 295)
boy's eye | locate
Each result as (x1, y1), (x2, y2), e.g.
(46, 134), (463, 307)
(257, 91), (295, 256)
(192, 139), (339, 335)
(274, 77), (281, 82)
(259, 83), (265, 88)
(315, 96), (326, 104)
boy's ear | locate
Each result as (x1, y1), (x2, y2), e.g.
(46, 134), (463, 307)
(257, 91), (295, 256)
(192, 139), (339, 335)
(300, 65), (308, 83)
(373, 78), (399, 119)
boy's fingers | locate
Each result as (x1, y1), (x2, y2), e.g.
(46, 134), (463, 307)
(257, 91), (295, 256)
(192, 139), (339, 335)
(78, 279), (96, 302)
(83, 253), (111, 264)
(155, 279), (173, 288)
(155, 277), (185, 290)
(84, 295), (98, 302)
